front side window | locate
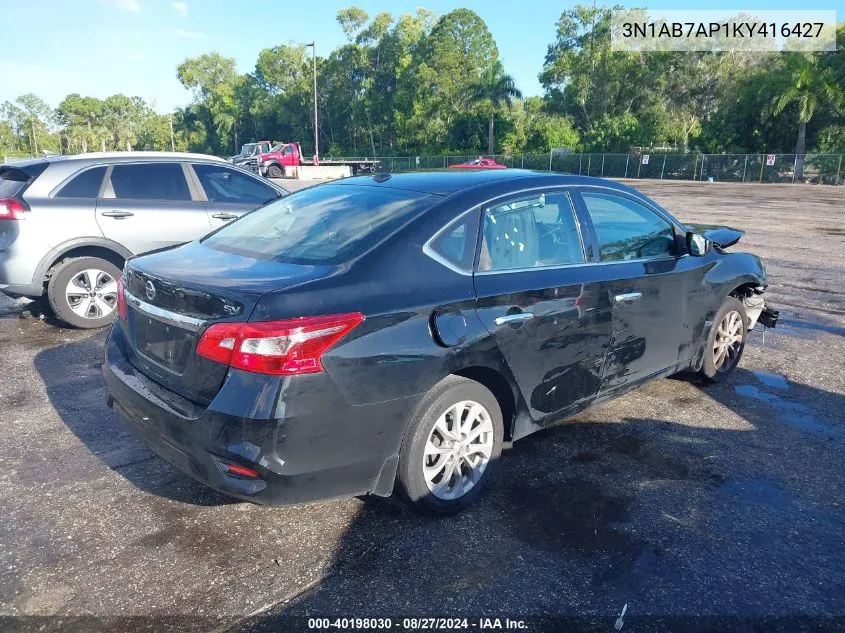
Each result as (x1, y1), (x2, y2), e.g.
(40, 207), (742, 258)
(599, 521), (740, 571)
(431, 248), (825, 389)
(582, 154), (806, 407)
(109, 163), (191, 201)
(581, 192), (678, 262)
(193, 164), (280, 205)
(478, 191), (584, 272)
(203, 184), (434, 265)
(55, 166), (106, 199)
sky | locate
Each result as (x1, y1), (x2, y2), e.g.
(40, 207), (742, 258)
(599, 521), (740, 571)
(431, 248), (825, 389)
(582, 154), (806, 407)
(2, 0), (842, 114)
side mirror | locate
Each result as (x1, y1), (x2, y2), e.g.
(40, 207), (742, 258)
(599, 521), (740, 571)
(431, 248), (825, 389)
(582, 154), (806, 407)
(686, 231), (710, 257)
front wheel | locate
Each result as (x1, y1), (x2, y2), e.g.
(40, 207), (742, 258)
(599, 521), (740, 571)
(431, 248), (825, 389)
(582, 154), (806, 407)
(398, 376), (503, 514)
(47, 256), (122, 329)
(267, 164), (284, 178)
(700, 296), (747, 381)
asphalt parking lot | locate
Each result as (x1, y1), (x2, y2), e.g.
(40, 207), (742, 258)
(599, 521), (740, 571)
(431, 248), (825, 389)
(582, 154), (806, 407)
(1, 180), (843, 632)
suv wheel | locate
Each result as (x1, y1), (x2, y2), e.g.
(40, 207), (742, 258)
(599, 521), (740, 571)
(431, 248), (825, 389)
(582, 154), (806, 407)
(398, 376), (503, 514)
(47, 257), (122, 329)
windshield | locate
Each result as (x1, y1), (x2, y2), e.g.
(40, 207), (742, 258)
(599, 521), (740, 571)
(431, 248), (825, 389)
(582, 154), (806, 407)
(270, 143), (283, 152)
(240, 144), (256, 156)
(202, 184), (435, 265)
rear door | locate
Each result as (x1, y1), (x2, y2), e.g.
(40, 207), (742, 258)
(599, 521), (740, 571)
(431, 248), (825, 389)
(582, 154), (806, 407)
(189, 162), (283, 230)
(96, 162), (211, 255)
(575, 188), (695, 392)
(472, 188), (613, 428)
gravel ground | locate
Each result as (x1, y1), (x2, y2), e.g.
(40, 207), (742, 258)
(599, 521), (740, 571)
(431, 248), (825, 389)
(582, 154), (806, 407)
(0, 180), (843, 632)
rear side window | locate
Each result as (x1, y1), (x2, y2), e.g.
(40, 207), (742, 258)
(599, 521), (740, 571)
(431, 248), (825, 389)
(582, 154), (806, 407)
(56, 166), (106, 199)
(203, 184), (435, 265)
(192, 164), (280, 205)
(427, 209), (480, 272)
(0, 167), (32, 198)
(109, 163), (191, 201)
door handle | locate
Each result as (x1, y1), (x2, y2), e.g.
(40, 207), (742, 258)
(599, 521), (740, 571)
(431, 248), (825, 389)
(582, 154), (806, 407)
(101, 210), (134, 218)
(212, 212), (238, 220)
(494, 312), (534, 327)
(614, 292), (642, 303)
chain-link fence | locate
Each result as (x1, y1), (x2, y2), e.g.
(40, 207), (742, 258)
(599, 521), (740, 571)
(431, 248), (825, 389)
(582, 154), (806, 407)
(333, 153), (845, 185)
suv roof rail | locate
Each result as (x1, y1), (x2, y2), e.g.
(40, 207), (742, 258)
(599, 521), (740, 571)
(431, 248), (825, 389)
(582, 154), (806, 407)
(48, 151), (226, 162)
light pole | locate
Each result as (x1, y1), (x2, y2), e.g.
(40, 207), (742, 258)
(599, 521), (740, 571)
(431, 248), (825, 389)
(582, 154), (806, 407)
(305, 41), (318, 161)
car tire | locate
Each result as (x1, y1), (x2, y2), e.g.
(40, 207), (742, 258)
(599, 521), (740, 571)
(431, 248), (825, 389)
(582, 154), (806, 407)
(397, 376), (503, 515)
(267, 164), (284, 178)
(47, 257), (122, 329)
(700, 296), (747, 381)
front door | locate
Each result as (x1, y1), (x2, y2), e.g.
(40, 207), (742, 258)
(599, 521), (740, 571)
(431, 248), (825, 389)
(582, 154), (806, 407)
(96, 162), (211, 255)
(472, 189), (613, 429)
(575, 189), (694, 392)
(189, 163), (282, 230)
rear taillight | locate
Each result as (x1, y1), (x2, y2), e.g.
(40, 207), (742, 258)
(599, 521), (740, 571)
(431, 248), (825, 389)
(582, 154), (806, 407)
(196, 312), (364, 376)
(117, 276), (128, 320)
(0, 198), (26, 220)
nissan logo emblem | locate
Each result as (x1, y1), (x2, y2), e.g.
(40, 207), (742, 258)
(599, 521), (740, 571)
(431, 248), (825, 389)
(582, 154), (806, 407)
(145, 280), (156, 301)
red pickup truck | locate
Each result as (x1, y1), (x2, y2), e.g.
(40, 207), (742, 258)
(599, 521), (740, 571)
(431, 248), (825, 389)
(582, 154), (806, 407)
(256, 143), (379, 178)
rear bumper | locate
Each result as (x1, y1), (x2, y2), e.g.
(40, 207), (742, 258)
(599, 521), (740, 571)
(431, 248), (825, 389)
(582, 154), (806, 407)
(103, 327), (416, 505)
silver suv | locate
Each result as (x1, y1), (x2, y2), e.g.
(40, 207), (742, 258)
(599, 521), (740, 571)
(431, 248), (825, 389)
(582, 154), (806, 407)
(0, 152), (286, 328)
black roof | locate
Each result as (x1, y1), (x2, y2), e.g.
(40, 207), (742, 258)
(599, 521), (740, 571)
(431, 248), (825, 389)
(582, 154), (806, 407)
(334, 169), (639, 196)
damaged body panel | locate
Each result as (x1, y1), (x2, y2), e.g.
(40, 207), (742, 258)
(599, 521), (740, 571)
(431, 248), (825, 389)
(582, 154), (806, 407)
(103, 171), (776, 508)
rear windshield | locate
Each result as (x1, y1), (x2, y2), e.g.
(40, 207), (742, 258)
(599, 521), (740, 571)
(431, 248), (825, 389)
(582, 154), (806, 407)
(202, 184), (435, 265)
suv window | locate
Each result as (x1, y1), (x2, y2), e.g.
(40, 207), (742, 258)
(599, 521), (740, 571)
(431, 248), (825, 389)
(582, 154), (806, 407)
(192, 164), (279, 205)
(203, 184), (434, 265)
(581, 192), (677, 261)
(427, 209), (480, 272)
(56, 166), (106, 198)
(0, 167), (31, 198)
(478, 191), (584, 272)
(109, 163), (191, 201)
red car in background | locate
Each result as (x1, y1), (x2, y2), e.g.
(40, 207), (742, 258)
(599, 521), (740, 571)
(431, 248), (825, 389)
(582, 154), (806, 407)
(448, 157), (507, 169)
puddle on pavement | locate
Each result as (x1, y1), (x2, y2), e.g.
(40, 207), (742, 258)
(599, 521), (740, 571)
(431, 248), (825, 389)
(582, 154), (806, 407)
(734, 384), (832, 436)
(751, 370), (790, 390)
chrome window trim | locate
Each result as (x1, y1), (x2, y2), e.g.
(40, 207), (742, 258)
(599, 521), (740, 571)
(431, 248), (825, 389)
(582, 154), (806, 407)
(421, 182), (687, 277)
(124, 289), (206, 332)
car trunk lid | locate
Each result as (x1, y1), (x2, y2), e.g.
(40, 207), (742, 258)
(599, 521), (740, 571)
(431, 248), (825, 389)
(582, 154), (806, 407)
(121, 240), (332, 404)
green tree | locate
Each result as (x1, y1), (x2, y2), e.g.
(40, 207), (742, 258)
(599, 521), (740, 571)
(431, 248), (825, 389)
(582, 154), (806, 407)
(765, 53), (842, 179)
(541, 6), (667, 151)
(5, 94), (57, 155)
(400, 9), (498, 151)
(471, 60), (522, 154)
(177, 53), (242, 154)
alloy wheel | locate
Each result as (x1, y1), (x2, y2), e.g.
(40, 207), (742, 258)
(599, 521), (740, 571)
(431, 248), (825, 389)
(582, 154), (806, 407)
(65, 269), (118, 320)
(713, 310), (744, 372)
(423, 400), (494, 501)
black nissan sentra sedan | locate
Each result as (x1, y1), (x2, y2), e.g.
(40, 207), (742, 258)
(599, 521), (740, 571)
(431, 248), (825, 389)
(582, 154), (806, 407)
(103, 170), (778, 514)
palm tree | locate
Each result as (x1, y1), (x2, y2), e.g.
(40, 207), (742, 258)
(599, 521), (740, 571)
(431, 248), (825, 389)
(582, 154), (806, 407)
(471, 60), (522, 156)
(766, 53), (841, 180)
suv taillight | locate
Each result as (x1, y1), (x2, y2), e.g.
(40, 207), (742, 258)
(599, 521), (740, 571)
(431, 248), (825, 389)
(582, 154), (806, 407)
(117, 276), (128, 320)
(0, 198), (26, 220)
(196, 313), (364, 376)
